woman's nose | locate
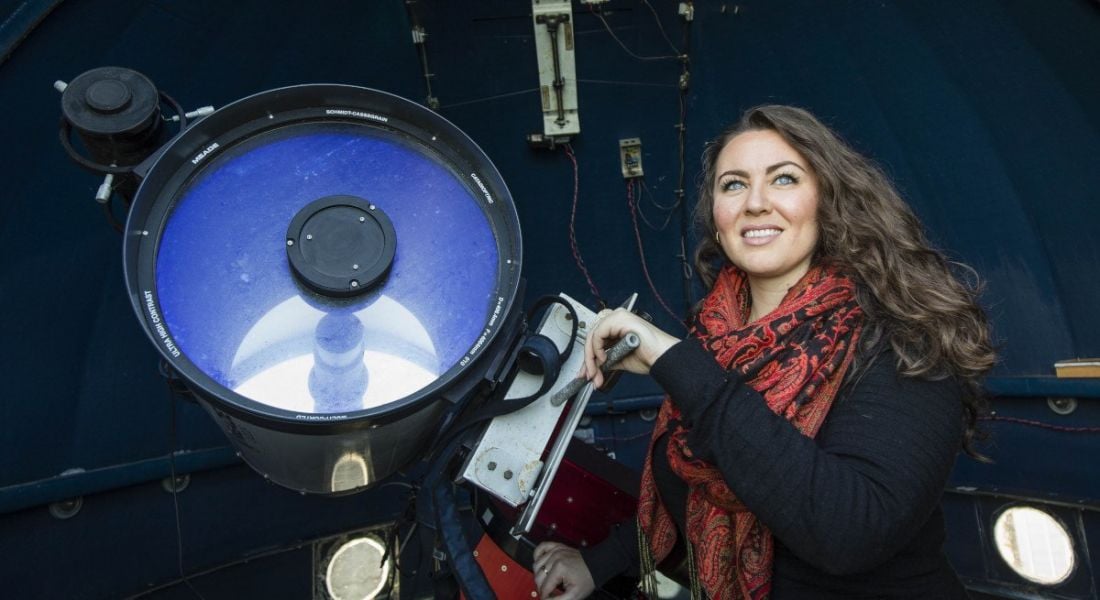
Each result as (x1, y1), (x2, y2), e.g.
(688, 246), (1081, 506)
(744, 184), (770, 215)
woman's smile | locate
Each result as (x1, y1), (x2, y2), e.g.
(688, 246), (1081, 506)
(713, 129), (820, 289)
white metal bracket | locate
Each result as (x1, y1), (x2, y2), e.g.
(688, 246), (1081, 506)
(457, 293), (595, 506)
(532, 0), (580, 137)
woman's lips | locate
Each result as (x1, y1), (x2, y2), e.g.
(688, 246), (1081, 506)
(741, 227), (782, 246)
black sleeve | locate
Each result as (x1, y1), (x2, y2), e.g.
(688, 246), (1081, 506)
(649, 338), (965, 576)
(579, 519), (639, 587)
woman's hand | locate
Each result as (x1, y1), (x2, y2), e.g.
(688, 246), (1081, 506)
(532, 541), (595, 599)
(582, 308), (680, 388)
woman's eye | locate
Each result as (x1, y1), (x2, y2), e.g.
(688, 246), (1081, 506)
(721, 179), (746, 192)
(774, 173), (798, 185)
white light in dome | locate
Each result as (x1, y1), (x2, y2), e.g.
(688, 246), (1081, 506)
(993, 505), (1075, 585)
(325, 536), (391, 600)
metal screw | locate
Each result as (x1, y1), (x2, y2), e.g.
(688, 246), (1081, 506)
(352, 264), (359, 270)
(487, 461), (497, 471)
(350, 280), (359, 288)
(161, 474), (190, 493)
(500, 565), (508, 572)
(369, 204), (376, 210)
(359, 216), (366, 222)
(306, 234), (313, 240)
(1048, 397), (1078, 415)
(286, 239), (294, 246)
(503, 470), (514, 480)
(49, 497), (83, 520)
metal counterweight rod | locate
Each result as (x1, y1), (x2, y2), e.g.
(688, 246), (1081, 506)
(549, 332), (640, 407)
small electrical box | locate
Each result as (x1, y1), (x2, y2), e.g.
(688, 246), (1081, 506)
(619, 138), (643, 178)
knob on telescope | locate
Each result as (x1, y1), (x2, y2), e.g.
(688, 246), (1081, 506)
(58, 66), (166, 170)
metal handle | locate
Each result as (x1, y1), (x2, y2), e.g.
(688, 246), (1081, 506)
(549, 332), (640, 407)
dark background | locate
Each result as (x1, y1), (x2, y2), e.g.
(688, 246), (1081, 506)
(1, 1), (1098, 598)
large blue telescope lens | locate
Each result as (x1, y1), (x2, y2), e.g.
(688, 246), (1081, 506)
(154, 123), (499, 415)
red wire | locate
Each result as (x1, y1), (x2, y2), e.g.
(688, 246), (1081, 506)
(564, 144), (602, 303)
(979, 414), (1100, 433)
(627, 178), (683, 326)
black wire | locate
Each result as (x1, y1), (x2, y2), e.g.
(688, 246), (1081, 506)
(101, 195), (124, 233)
(588, 3), (679, 61)
(166, 385), (208, 600)
(640, 0), (681, 55)
(635, 180), (678, 232)
(676, 6), (694, 310)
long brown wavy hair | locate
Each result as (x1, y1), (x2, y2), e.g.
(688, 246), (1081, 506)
(693, 105), (995, 458)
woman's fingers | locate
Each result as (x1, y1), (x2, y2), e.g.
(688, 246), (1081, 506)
(531, 542), (594, 599)
(582, 308), (678, 384)
(583, 309), (629, 383)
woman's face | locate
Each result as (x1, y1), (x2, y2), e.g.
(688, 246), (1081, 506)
(712, 129), (820, 287)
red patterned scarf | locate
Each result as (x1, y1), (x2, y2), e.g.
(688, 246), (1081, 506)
(637, 264), (863, 599)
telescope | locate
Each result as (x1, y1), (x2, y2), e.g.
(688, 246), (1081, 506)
(58, 65), (640, 598)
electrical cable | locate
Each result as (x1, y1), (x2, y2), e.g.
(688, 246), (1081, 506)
(596, 430), (654, 443)
(641, 0), (681, 55)
(635, 197), (676, 232)
(641, 179), (680, 212)
(979, 414), (1100, 434)
(587, 3), (679, 62)
(166, 386), (208, 600)
(440, 87), (539, 109)
(634, 179), (678, 232)
(575, 78), (677, 89)
(404, 0), (439, 109)
(563, 144), (604, 304)
(675, 5), (695, 307)
(101, 194), (124, 233)
(627, 179), (683, 326)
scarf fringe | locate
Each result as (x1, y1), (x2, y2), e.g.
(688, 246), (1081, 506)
(637, 515), (705, 599)
(638, 515), (659, 598)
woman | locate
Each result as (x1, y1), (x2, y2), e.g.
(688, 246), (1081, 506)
(532, 105), (994, 599)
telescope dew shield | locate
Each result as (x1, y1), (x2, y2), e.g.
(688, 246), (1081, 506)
(123, 84), (522, 494)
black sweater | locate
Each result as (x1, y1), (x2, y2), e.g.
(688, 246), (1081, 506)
(581, 338), (970, 599)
